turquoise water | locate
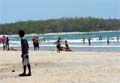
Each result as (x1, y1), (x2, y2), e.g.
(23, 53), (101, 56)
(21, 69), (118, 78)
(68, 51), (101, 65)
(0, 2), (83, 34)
(43, 31), (120, 40)
(1, 31), (120, 51)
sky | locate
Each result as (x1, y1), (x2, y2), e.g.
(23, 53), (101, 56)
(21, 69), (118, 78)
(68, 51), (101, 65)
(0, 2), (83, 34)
(0, 0), (120, 24)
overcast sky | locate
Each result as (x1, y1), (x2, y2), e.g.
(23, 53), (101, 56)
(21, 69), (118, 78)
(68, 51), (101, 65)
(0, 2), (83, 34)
(0, 0), (119, 23)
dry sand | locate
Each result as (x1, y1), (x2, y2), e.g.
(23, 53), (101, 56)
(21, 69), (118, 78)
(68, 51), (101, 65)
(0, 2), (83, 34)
(0, 51), (120, 83)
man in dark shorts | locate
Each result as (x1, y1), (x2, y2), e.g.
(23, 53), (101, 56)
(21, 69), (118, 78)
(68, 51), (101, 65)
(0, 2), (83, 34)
(19, 30), (32, 76)
(56, 37), (61, 53)
(6, 37), (10, 50)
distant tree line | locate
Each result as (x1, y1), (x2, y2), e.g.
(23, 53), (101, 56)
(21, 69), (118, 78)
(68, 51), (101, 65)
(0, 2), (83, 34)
(0, 17), (120, 34)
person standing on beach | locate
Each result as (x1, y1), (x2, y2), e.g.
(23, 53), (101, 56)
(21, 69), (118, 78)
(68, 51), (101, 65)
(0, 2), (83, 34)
(55, 37), (62, 53)
(19, 30), (32, 76)
(32, 37), (36, 50)
(6, 37), (10, 50)
(32, 36), (40, 50)
(2, 36), (6, 50)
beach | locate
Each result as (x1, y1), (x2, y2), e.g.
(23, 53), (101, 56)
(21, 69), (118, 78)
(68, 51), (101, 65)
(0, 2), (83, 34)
(0, 51), (120, 83)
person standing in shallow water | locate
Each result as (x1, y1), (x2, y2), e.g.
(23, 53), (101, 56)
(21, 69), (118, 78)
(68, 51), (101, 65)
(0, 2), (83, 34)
(88, 37), (91, 46)
(55, 37), (61, 53)
(18, 30), (32, 76)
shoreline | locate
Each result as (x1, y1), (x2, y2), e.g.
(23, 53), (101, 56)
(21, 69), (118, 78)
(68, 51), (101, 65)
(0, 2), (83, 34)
(0, 30), (120, 37)
(1, 46), (120, 52)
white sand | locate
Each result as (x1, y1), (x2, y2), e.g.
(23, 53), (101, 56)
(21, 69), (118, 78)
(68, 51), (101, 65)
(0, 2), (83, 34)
(0, 51), (120, 83)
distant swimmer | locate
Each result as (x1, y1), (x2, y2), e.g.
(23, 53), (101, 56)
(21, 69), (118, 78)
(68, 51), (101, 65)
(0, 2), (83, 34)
(88, 37), (91, 46)
(83, 37), (85, 44)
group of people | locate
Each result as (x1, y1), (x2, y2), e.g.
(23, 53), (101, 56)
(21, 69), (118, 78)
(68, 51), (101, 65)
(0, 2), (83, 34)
(55, 37), (71, 53)
(0, 30), (72, 77)
(18, 30), (71, 77)
(32, 36), (71, 53)
(0, 36), (10, 50)
(0, 35), (71, 53)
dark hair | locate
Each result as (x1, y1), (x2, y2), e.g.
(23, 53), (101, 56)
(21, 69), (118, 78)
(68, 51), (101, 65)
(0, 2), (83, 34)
(19, 30), (25, 37)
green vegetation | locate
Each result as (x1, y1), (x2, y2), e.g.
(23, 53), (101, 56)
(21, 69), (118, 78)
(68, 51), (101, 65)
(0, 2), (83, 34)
(0, 17), (120, 34)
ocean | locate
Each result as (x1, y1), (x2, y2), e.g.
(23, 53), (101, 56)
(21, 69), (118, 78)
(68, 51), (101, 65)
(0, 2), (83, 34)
(1, 31), (120, 51)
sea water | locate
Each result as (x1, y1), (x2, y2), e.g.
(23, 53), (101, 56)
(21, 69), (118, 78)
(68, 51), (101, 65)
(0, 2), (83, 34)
(1, 31), (120, 51)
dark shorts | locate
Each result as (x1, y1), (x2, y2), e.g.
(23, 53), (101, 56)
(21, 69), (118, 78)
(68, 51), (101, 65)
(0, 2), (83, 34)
(57, 45), (61, 50)
(34, 43), (39, 47)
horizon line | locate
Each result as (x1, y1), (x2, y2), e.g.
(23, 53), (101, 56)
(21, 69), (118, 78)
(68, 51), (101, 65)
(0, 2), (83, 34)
(0, 16), (120, 24)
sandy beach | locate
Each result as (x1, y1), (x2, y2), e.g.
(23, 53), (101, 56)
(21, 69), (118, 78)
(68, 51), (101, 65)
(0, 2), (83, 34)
(0, 51), (120, 83)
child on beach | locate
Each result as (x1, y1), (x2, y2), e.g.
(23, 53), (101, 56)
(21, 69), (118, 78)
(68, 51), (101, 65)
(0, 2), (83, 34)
(19, 30), (32, 76)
